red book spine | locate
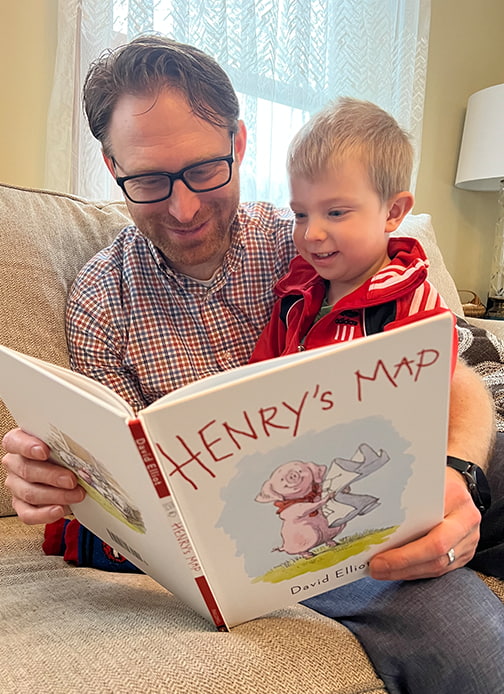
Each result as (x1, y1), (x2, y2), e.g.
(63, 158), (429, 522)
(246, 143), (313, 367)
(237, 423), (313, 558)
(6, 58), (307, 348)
(129, 418), (227, 630)
(195, 576), (227, 631)
(128, 418), (170, 498)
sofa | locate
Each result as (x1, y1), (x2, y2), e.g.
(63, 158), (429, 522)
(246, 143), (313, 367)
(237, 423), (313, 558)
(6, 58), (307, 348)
(0, 181), (502, 694)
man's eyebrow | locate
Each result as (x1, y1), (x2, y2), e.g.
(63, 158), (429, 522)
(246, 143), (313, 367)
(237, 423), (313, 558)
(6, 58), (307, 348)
(114, 147), (229, 177)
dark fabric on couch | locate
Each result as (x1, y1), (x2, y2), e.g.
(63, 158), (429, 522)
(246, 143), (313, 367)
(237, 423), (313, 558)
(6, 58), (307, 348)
(455, 318), (504, 578)
(468, 432), (504, 578)
(486, 431), (504, 503)
(456, 316), (504, 432)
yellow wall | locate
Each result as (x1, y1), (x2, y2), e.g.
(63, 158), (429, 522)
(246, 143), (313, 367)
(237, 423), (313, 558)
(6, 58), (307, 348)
(0, 1), (57, 188)
(414, 0), (504, 302)
(1, 0), (503, 300)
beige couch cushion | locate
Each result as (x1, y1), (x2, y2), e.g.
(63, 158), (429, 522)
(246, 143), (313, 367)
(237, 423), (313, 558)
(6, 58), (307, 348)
(0, 516), (387, 693)
(393, 213), (464, 315)
(0, 182), (131, 515)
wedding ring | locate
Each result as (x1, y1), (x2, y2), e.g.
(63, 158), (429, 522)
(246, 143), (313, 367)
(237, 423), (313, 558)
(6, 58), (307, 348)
(447, 548), (456, 565)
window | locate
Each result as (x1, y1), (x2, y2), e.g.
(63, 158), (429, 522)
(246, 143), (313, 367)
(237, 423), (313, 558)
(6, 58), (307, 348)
(46, 0), (430, 206)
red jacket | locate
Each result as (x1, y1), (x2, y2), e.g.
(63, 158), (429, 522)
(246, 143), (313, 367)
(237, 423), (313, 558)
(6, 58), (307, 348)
(250, 237), (455, 362)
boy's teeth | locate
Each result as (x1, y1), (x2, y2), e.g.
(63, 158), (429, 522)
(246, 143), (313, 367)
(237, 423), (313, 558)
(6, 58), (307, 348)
(316, 252), (333, 258)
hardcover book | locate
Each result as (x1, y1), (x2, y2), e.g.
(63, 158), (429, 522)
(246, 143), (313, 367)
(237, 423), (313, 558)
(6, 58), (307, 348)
(0, 312), (453, 630)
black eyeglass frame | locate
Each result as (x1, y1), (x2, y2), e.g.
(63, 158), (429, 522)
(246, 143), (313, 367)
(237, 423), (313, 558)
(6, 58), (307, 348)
(113, 132), (235, 204)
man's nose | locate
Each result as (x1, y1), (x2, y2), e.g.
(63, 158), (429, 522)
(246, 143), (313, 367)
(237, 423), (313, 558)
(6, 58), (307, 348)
(166, 179), (201, 223)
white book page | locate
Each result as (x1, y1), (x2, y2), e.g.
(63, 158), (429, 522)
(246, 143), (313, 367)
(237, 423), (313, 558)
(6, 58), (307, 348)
(13, 350), (133, 417)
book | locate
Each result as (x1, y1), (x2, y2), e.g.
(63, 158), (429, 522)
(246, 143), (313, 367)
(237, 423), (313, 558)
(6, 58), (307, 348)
(0, 312), (453, 630)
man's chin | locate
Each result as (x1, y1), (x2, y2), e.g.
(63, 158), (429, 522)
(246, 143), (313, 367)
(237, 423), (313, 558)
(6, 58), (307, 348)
(144, 207), (235, 275)
(158, 241), (228, 278)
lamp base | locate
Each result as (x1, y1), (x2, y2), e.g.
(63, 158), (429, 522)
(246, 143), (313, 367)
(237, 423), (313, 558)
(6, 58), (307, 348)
(485, 297), (504, 319)
(488, 180), (504, 302)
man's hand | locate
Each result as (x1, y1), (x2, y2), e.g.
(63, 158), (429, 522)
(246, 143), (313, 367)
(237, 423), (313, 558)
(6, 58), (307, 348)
(369, 467), (481, 581)
(2, 428), (85, 524)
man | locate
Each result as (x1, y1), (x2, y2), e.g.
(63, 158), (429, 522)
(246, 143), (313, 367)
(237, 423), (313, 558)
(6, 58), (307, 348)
(3, 36), (503, 694)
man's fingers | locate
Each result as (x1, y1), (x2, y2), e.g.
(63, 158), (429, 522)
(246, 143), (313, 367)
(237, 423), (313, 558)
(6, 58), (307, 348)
(6, 470), (84, 505)
(2, 451), (85, 525)
(369, 518), (479, 581)
(2, 427), (50, 460)
(10, 497), (71, 525)
(2, 453), (78, 490)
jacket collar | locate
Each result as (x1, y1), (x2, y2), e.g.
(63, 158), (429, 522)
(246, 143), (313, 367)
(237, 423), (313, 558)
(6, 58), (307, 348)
(274, 236), (428, 308)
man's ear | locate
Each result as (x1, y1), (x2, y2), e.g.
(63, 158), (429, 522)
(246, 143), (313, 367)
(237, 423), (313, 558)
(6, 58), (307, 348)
(102, 151), (116, 178)
(234, 120), (247, 166)
(384, 191), (415, 233)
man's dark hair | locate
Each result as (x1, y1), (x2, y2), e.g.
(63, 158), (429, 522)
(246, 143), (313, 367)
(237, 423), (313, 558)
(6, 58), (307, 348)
(83, 34), (240, 156)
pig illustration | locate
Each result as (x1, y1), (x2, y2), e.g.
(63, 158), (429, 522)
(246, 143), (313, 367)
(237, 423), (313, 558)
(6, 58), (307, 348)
(255, 460), (346, 558)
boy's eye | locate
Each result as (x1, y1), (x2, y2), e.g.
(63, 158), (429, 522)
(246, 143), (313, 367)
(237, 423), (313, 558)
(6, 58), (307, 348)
(293, 212), (307, 221)
(328, 209), (344, 217)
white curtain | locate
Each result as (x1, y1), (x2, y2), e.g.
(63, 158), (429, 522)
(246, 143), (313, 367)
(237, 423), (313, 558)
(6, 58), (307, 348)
(45, 0), (431, 206)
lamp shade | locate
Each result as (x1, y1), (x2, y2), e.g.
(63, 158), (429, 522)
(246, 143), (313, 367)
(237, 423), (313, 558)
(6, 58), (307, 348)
(455, 83), (504, 191)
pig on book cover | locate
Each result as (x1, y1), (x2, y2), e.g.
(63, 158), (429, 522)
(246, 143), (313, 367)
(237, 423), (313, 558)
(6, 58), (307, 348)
(0, 312), (453, 629)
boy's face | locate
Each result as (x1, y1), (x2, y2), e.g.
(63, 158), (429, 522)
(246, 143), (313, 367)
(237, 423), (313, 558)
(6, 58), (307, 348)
(290, 158), (396, 304)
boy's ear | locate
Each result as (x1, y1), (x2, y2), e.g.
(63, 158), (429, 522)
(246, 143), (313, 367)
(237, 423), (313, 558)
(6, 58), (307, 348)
(385, 191), (415, 232)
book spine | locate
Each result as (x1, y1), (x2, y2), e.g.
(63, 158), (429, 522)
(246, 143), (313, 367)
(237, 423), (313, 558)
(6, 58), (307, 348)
(169, 515), (227, 630)
(129, 418), (170, 498)
(128, 418), (227, 630)
(195, 576), (228, 631)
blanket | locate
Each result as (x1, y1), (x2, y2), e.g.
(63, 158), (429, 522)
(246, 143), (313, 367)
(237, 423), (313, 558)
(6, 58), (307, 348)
(456, 317), (504, 578)
(456, 316), (504, 432)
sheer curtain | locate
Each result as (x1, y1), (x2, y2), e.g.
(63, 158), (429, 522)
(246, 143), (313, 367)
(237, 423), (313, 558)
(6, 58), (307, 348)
(45, 0), (431, 206)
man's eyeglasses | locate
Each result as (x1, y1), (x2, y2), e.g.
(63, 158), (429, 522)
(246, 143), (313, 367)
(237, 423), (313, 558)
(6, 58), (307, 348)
(113, 132), (235, 204)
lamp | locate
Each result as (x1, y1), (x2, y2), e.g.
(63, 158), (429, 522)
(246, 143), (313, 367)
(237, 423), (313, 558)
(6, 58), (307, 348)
(455, 83), (504, 317)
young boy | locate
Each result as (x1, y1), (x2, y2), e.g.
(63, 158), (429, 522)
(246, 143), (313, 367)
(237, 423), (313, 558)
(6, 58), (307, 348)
(250, 97), (453, 361)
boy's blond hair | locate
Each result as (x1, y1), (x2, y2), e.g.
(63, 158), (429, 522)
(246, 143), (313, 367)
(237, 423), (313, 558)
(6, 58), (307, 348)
(287, 97), (413, 202)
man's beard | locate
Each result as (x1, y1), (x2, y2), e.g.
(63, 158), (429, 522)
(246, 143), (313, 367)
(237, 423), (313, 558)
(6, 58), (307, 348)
(137, 194), (239, 276)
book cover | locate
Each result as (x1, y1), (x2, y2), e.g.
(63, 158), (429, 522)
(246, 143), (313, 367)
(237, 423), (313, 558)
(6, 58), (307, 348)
(0, 312), (453, 629)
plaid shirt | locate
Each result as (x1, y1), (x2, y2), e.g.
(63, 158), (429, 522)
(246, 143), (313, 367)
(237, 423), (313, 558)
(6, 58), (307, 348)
(67, 202), (295, 412)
